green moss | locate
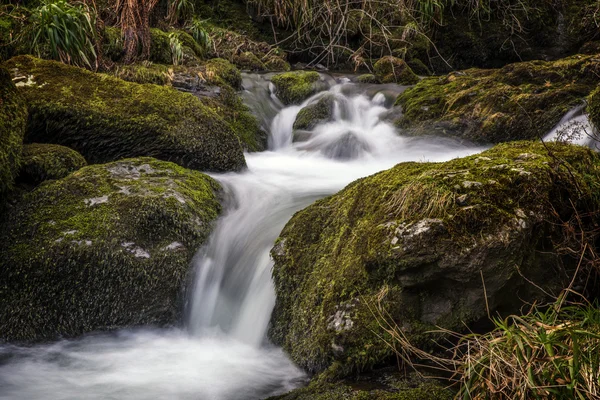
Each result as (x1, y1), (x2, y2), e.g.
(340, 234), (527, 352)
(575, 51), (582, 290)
(357, 74), (378, 84)
(149, 28), (203, 65)
(269, 141), (600, 375)
(373, 57), (418, 85)
(396, 54), (600, 144)
(0, 157), (221, 342)
(0, 67), (27, 196)
(264, 55), (291, 72)
(204, 58), (242, 89)
(233, 51), (266, 71)
(102, 26), (123, 63)
(109, 63), (171, 85)
(293, 95), (334, 132)
(588, 86), (600, 130)
(18, 143), (86, 185)
(4, 55), (246, 172)
(271, 71), (321, 105)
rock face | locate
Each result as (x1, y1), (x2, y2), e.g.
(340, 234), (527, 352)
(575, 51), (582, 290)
(4, 56), (247, 172)
(270, 142), (600, 374)
(271, 71), (321, 105)
(0, 158), (221, 342)
(373, 56), (419, 85)
(18, 143), (87, 185)
(0, 67), (27, 196)
(396, 55), (600, 144)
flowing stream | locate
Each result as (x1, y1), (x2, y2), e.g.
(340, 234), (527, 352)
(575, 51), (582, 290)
(0, 73), (497, 399)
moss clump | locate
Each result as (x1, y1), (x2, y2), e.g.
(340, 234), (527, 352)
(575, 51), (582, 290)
(271, 71), (321, 105)
(233, 51), (266, 71)
(204, 58), (242, 89)
(18, 143), (86, 185)
(588, 86), (600, 130)
(396, 54), (600, 144)
(0, 157), (221, 342)
(293, 95), (334, 132)
(264, 55), (291, 72)
(373, 57), (418, 85)
(4, 56), (246, 172)
(357, 74), (378, 84)
(102, 26), (124, 62)
(149, 28), (203, 65)
(109, 63), (172, 85)
(270, 141), (600, 375)
(0, 67), (27, 196)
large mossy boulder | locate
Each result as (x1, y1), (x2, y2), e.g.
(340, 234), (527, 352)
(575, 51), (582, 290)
(0, 67), (27, 196)
(4, 56), (246, 172)
(396, 55), (600, 144)
(270, 141), (600, 375)
(588, 86), (600, 130)
(18, 143), (87, 185)
(0, 158), (221, 342)
(271, 71), (321, 105)
(373, 56), (419, 85)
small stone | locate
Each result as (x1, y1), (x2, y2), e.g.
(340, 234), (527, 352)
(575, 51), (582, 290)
(462, 181), (482, 189)
(456, 194), (469, 206)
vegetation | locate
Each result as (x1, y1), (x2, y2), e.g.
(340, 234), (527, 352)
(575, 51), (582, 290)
(18, 143), (87, 185)
(271, 70), (321, 105)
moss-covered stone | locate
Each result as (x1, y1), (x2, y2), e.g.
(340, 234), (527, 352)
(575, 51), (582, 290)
(357, 74), (378, 84)
(18, 143), (87, 185)
(396, 54), (600, 144)
(4, 56), (246, 172)
(588, 86), (600, 130)
(232, 51), (266, 71)
(269, 373), (452, 400)
(270, 141), (600, 375)
(373, 57), (418, 85)
(149, 28), (203, 65)
(109, 63), (172, 85)
(264, 55), (291, 72)
(293, 95), (334, 133)
(204, 58), (242, 89)
(0, 67), (27, 196)
(0, 157), (221, 342)
(271, 71), (321, 105)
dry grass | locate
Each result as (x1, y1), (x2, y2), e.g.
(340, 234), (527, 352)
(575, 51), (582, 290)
(385, 179), (454, 221)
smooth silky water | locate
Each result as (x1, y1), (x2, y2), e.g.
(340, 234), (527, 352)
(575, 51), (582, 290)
(2, 72), (548, 400)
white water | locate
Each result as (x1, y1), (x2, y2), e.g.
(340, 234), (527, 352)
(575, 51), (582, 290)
(544, 103), (599, 147)
(0, 73), (485, 399)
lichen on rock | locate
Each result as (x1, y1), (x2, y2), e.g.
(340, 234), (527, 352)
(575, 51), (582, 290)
(269, 141), (600, 376)
(0, 157), (222, 342)
(18, 143), (87, 185)
(4, 55), (246, 172)
(396, 54), (600, 143)
(271, 71), (321, 105)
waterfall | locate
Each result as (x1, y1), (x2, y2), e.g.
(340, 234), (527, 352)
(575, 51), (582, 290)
(0, 72), (485, 400)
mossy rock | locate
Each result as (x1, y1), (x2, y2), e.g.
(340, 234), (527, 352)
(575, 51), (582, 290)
(204, 58), (242, 89)
(18, 143), (87, 185)
(269, 141), (600, 375)
(0, 67), (27, 196)
(4, 56), (246, 172)
(264, 55), (291, 72)
(0, 157), (221, 342)
(588, 86), (600, 130)
(109, 63), (172, 85)
(373, 57), (418, 85)
(233, 51), (266, 71)
(149, 28), (203, 65)
(271, 71), (321, 105)
(293, 95), (335, 133)
(396, 54), (600, 144)
(357, 74), (378, 84)
(269, 373), (452, 400)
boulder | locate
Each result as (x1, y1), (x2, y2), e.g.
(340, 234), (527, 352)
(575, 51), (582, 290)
(293, 95), (335, 133)
(269, 142), (600, 374)
(0, 67), (27, 196)
(396, 55), (600, 143)
(4, 56), (246, 172)
(18, 143), (87, 185)
(0, 157), (221, 342)
(373, 56), (419, 85)
(271, 71), (321, 105)
(356, 74), (378, 84)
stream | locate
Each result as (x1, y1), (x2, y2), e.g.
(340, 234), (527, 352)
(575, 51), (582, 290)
(1, 72), (587, 399)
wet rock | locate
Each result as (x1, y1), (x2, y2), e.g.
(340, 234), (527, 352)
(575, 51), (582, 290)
(271, 71), (321, 105)
(293, 95), (335, 133)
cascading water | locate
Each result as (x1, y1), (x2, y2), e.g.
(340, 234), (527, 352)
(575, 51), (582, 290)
(0, 72), (486, 400)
